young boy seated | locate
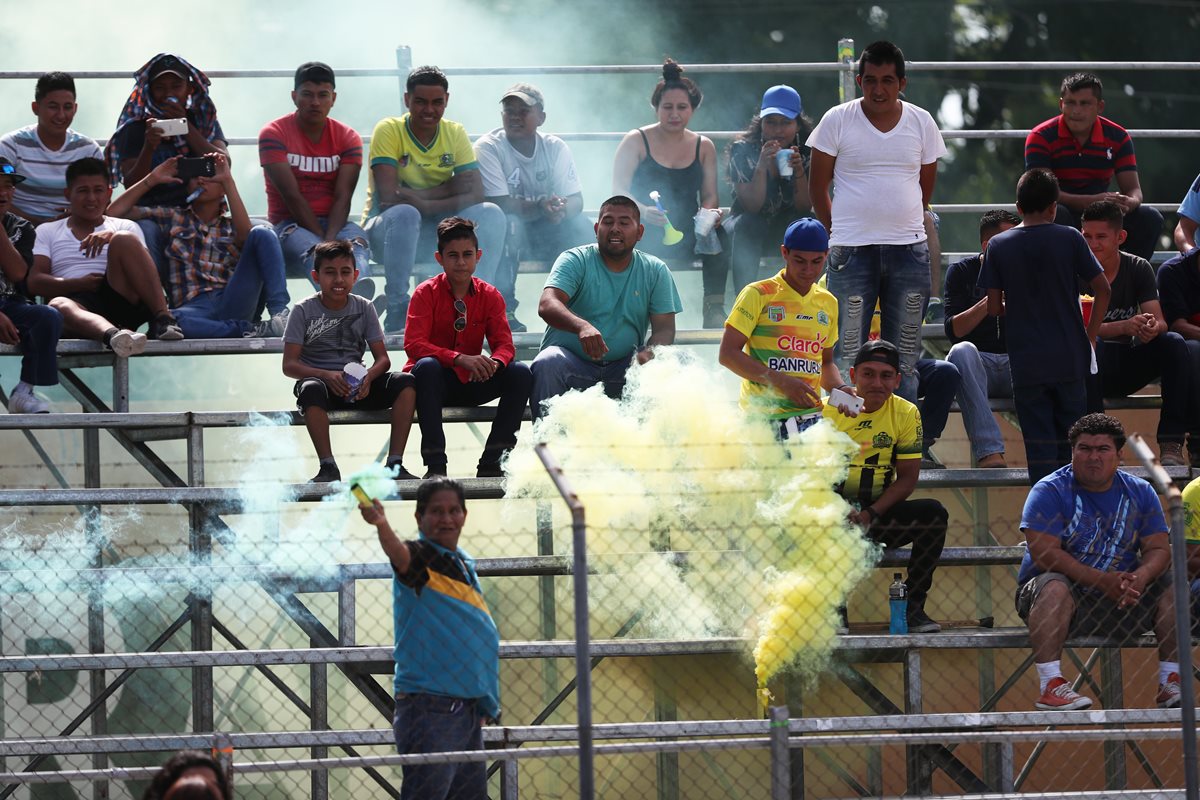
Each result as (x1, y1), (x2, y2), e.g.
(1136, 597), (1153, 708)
(27, 157), (183, 356)
(106, 153), (290, 338)
(403, 217), (533, 478)
(0, 157), (63, 413)
(282, 240), (417, 483)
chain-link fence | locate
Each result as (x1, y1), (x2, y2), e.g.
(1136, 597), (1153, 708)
(0, 349), (1196, 800)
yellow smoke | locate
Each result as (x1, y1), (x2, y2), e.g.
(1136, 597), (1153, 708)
(504, 349), (876, 696)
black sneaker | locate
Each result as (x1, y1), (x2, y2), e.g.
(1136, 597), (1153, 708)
(907, 607), (942, 633)
(384, 299), (409, 334)
(505, 311), (527, 334)
(476, 463), (504, 479)
(351, 277), (376, 299)
(386, 461), (419, 481)
(423, 465), (447, 480)
(148, 315), (184, 341)
(310, 462), (341, 483)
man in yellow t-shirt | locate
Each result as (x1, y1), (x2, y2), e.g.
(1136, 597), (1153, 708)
(719, 218), (852, 439)
(361, 66), (505, 332)
(822, 339), (948, 633)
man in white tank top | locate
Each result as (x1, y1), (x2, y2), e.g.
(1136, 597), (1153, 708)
(807, 40), (947, 402)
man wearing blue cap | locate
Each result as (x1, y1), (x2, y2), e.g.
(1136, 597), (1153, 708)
(708, 85), (814, 328)
(719, 217), (851, 437)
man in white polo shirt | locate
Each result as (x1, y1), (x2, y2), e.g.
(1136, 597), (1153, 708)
(807, 40), (947, 402)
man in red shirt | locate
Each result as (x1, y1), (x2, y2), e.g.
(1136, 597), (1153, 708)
(258, 62), (372, 294)
(403, 217), (532, 478)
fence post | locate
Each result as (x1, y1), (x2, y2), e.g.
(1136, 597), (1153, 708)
(837, 38), (856, 102)
(1128, 434), (1199, 800)
(534, 443), (593, 800)
(395, 46), (412, 108)
(769, 705), (790, 800)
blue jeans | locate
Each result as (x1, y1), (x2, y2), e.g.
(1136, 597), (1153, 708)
(529, 345), (633, 420)
(1014, 378), (1087, 485)
(946, 342), (1013, 462)
(825, 242), (931, 402)
(274, 217), (371, 277)
(365, 202), (505, 309)
(499, 213), (593, 309)
(172, 227), (290, 339)
(916, 358), (960, 451)
(393, 693), (485, 800)
(411, 357), (533, 468)
(0, 296), (62, 385)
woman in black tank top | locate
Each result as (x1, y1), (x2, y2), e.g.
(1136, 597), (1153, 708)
(612, 59), (722, 266)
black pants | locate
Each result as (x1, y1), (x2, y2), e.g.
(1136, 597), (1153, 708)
(411, 357), (533, 469)
(1088, 333), (1194, 444)
(868, 498), (948, 608)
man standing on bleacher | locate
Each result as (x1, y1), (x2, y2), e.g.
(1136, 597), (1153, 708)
(1016, 413), (1181, 711)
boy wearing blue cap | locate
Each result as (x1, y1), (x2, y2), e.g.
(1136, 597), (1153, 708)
(707, 85), (814, 328)
(718, 217), (851, 437)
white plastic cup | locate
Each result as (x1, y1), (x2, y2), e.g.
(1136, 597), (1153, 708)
(694, 208), (720, 238)
(776, 148), (794, 177)
(343, 362), (369, 396)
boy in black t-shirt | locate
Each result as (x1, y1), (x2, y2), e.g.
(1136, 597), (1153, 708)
(979, 169), (1112, 484)
(1081, 200), (1194, 466)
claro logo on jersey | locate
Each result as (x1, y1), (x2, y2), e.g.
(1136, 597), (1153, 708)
(774, 335), (825, 355)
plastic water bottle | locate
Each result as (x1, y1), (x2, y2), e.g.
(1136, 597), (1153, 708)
(888, 573), (908, 634)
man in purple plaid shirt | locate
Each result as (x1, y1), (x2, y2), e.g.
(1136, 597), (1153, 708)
(107, 153), (290, 338)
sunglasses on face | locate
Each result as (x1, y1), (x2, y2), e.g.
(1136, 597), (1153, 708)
(453, 299), (467, 332)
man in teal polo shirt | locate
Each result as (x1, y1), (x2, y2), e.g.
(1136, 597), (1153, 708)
(529, 194), (682, 419)
(359, 477), (500, 799)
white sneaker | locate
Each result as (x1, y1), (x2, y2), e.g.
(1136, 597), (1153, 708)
(249, 307), (290, 338)
(8, 384), (49, 414)
(108, 329), (147, 357)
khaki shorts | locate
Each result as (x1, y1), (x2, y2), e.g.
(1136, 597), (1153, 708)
(1015, 572), (1166, 641)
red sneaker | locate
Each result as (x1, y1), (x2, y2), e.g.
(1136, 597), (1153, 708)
(1157, 673), (1182, 709)
(1035, 677), (1093, 710)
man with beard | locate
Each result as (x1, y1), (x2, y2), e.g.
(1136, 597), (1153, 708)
(529, 194), (682, 419)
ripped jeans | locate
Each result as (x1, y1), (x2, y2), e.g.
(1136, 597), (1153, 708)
(825, 241), (931, 402)
(274, 217), (372, 279)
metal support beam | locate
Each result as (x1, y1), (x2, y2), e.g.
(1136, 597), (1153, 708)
(906, 649), (932, 796)
(769, 706), (790, 800)
(1100, 649), (1127, 790)
(310, 644), (328, 800)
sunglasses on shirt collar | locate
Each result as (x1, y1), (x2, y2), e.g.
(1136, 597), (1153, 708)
(453, 299), (467, 332)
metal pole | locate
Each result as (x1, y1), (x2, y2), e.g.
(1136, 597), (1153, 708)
(837, 38), (856, 103)
(769, 706), (790, 800)
(533, 443), (593, 800)
(1128, 433), (1198, 800)
(395, 46), (412, 108)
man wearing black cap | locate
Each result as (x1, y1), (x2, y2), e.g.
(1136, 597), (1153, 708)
(474, 83), (591, 333)
(0, 157), (62, 413)
(822, 338), (948, 633)
(259, 62), (372, 284)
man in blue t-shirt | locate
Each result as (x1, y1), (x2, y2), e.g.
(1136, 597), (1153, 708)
(979, 168), (1111, 484)
(358, 477), (500, 799)
(1016, 413), (1181, 712)
(529, 194), (682, 419)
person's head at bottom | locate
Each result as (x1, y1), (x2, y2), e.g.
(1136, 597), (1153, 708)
(143, 751), (229, 800)
(850, 339), (901, 413)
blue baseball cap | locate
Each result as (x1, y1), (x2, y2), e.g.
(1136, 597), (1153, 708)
(783, 218), (829, 252)
(760, 85), (802, 120)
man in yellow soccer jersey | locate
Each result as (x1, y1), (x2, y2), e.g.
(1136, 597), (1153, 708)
(1185, 475), (1200, 636)
(719, 217), (852, 439)
(822, 339), (948, 633)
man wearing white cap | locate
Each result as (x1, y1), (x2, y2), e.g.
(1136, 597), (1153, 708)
(474, 83), (591, 332)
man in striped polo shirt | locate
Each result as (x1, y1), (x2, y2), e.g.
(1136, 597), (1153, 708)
(0, 72), (102, 226)
(1025, 72), (1163, 261)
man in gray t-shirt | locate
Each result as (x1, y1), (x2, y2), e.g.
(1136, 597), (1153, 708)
(281, 240), (417, 483)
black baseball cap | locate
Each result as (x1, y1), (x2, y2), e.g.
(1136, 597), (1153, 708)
(148, 54), (188, 82)
(0, 157), (26, 184)
(854, 339), (900, 371)
(295, 61), (336, 89)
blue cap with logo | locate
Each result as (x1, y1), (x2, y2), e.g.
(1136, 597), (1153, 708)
(760, 85), (802, 120)
(783, 218), (828, 252)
